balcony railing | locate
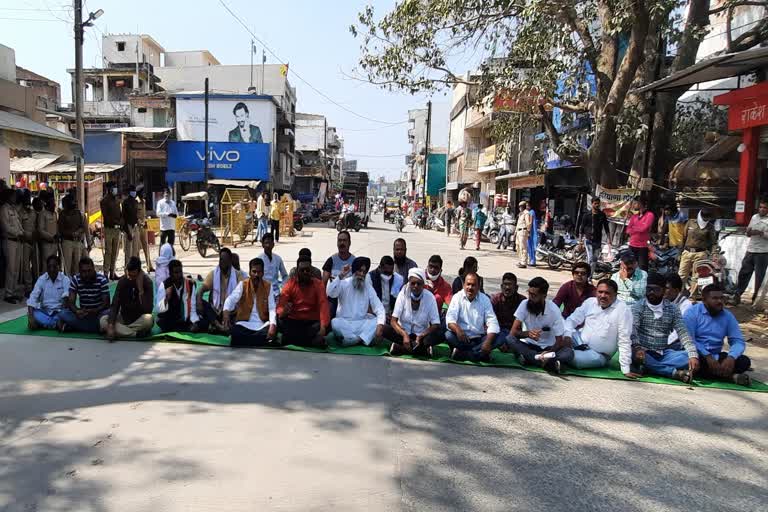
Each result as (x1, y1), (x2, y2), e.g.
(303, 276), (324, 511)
(83, 100), (131, 117)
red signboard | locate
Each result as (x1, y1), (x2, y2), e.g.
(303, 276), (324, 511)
(493, 88), (545, 112)
(727, 99), (768, 130)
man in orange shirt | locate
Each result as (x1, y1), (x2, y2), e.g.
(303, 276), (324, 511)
(278, 254), (331, 348)
(425, 255), (452, 316)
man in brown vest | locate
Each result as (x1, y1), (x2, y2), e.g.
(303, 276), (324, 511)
(156, 259), (199, 333)
(222, 256), (277, 347)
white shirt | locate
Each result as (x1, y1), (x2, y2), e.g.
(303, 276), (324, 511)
(392, 289), (440, 335)
(27, 271), (70, 314)
(513, 299), (565, 348)
(326, 277), (386, 324)
(156, 198), (179, 231)
(564, 297), (633, 373)
(223, 280), (277, 331)
(259, 252), (288, 295)
(669, 294), (693, 344)
(155, 280), (201, 324)
(747, 213), (768, 253)
(240, 126), (251, 142)
(256, 195), (266, 217)
(446, 290), (500, 338)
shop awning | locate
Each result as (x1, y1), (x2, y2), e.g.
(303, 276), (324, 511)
(108, 127), (174, 134)
(36, 162), (123, 174)
(10, 153), (61, 173)
(207, 179), (261, 188)
(634, 47), (768, 94)
(0, 110), (82, 158)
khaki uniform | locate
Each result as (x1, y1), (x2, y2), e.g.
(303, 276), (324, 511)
(58, 208), (86, 276)
(515, 209), (532, 266)
(19, 206), (36, 288)
(0, 204), (24, 299)
(36, 208), (58, 274)
(678, 219), (717, 295)
(100, 194), (122, 276)
(137, 198), (153, 270)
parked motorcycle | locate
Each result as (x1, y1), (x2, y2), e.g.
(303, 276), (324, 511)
(189, 217), (221, 258)
(650, 245), (680, 276)
(536, 233), (587, 270)
(481, 213), (501, 245)
(293, 212), (304, 232)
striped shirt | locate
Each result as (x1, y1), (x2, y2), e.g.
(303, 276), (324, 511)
(631, 299), (697, 359)
(69, 273), (110, 310)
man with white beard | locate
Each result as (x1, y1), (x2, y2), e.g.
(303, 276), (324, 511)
(326, 257), (386, 346)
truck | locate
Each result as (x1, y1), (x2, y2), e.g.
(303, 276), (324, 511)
(339, 171), (370, 229)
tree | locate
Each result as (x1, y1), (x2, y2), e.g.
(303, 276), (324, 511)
(351, 0), (767, 190)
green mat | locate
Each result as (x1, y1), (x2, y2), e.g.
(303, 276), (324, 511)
(1, 314), (765, 392)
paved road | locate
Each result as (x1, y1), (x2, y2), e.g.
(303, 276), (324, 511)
(1, 217), (766, 511)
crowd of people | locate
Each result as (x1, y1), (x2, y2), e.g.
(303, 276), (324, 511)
(25, 227), (756, 387)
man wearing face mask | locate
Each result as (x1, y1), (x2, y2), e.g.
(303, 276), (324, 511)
(509, 277), (572, 373)
(678, 209), (716, 296)
(121, 185), (140, 269)
(57, 194), (86, 277)
(326, 257), (385, 347)
(630, 273), (698, 382)
(156, 188), (179, 248)
(424, 254), (452, 315)
(35, 195), (57, 280)
(366, 255), (403, 321)
(100, 182), (123, 280)
(389, 268), (442, 357)
(684, 284), (752, 386)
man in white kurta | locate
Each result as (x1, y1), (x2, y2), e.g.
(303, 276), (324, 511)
(326, 256), (385, 346)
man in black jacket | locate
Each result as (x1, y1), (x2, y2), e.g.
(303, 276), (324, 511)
(578, 197), (611, 274)
(367, 255), (404, 340)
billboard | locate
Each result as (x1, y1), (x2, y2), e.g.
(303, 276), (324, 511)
(175, 97), (276, 144)
(596, 185), (637, 222)
(166, 141), (270, 183)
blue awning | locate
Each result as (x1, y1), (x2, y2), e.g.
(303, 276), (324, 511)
(166, 170), (204, 184)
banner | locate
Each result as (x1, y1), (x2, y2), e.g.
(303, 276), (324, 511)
(595, 185), (637, 222)
(176, 97), (276, 144)
(166, 141), (270, 183)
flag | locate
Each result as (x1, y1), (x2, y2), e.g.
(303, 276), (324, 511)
(280, 63), (289, 76)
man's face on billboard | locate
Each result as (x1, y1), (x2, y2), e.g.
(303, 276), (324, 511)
(235, 107), (249, 128)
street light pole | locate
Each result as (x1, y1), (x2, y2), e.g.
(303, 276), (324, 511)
(73, 0), (85, 213)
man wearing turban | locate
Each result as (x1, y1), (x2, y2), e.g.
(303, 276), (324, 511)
(326, 257), (386, 346)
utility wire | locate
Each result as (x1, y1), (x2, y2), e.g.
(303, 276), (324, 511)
(217, 0), (407, 126)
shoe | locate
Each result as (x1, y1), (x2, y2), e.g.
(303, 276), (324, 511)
(477, 352), (491, 363)
(516, 354), (527, 366)
(733, 373), (752, 387)
(450, 348), (464, 361)
(672, 369), (693, 384)
(544, 359), (561, 374)
(57, 321), (67, 334)
(411, 342), (426, 357)
(426, 346), (435, 359)
(136, 329), (151, 339)
(389, 342), (403, 356)
(516, 264), (527, 269)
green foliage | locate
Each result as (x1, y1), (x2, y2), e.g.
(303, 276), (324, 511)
(670, 100), (729, 161)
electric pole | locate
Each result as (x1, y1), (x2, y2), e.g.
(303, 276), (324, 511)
(204, 77), (209, 185)
(73, 0), (85, 213)
(422, 100), (432, 201)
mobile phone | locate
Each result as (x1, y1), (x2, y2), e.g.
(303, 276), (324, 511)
(542, 326), (551, 332)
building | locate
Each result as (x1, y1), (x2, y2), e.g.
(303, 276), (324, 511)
(405, 103), (449, 202)
(156, 60), (297, 192)
(293, 113), (344, 203)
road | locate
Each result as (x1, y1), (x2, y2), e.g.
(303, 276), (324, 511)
(0, 217), (766, 511)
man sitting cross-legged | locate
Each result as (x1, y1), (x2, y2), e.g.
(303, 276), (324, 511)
(445, 272), (501, 362)
(58, 256), (110, 333)
(509, 277), (573, 373)
(278, 254), (331, 348)
(326, 256), (385, 346)
(491, 272), (526, 343)
(564, 278), (635, 377)
(631, 272), (699, 383)
(155, 259), (200, 333)
(27, 255), (70, 330)
(388, 268), (442, 357)
(100, 256), (154, 341)
(222, 257), (278, 347)
(684, 284), (752, 386)
(196, 248), (242, 333)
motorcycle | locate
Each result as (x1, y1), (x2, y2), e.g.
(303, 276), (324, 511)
(481, 213), (501, 245)
(650, 245), (680, 276)
(395, 211), (405, 232)
(293, 212), (304, 232)
(536, 233), (587, 270)
(336, 212), (362, 232)
(189, 217), (221, 258)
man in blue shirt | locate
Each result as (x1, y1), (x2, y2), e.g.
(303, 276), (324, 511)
(683, 284), (752, 386)
(473, 204), (488, 251)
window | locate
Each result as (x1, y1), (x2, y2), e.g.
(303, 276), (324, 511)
(116, 41), (125, 52)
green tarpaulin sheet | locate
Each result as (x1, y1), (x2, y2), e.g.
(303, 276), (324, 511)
(0, 314), (765, 392)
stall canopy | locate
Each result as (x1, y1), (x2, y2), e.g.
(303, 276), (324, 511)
(8, 152), (61, 173)
(0, 110), (82, 158)
(634, 46), (768, 94)
(36, 162), (123, 174)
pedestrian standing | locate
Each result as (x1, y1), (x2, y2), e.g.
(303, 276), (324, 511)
(457, 201), (471, 250)
(18, 189), (35, 291)
(269, 194), (281, 242)
(256, 191), (268, 242)
(57, 194), (87, 277)
(473, 203), (487, 251)
(136, 187), (154, 272)
(678, 210), (716, 296)
(156, 187), (178, 248)
(444, 200), (454, 237)
(577, 197), (611, 275)
(122, 185), (141, 269)
(734, 199), (768, 305)
(0, 189), (24, 303)
(35, 195), (58, 279)
(515, 201), (531, 268)
(625, 197), (655, 271)
(100, 182), (122, 280)
(497, 206), (515, 250)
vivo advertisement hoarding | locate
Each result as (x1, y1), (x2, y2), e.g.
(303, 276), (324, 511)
(166, 141), (270, 183)
(175, 96), (277, 144)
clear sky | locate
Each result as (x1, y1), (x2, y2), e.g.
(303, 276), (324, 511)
(0, 0), (459, 181)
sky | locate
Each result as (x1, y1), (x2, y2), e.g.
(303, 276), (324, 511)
(0, 0), (460, 181)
